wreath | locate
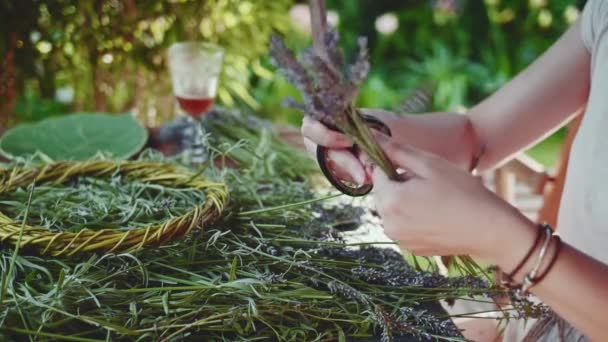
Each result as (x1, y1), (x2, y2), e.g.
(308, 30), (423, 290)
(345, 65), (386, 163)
(0, 160), (228, 256)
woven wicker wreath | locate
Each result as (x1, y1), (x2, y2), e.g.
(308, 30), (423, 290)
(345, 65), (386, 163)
(0, 160), (229, 256)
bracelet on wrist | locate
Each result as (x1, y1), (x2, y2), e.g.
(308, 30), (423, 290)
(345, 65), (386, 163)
(501, 223), (562, 296)
(500, 223), (544, 288)
(533, 234), (562, 284)
(520, 226), (553, 294)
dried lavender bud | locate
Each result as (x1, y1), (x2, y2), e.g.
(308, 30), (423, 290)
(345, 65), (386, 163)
(323, 30), (344, 73)
(271, 32), (357, 127)
(508, 296), (552, 319)
(310, 54), (342, 91)
(327, 280), (371, 305)
(376, 308), (395, 342)
(266, 246), (280, 256)
(318, 246), (406, 264)
(367, 305), (456, 342)
(446, 275), (491, 290)
(269, 36), (316, 109)
(397, 307), (462, 338)
(347, 37), (370, 86)
(264, 272), (286, 284)
(352, 265), (446, 288)
(269, 30), (400, 180)
(397, 83), (434, 114)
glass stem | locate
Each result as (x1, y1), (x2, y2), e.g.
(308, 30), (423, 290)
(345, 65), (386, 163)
(187, 115), (208, 165)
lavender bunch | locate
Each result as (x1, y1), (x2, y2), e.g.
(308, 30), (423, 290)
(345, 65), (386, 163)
(270, 31), (401, 180)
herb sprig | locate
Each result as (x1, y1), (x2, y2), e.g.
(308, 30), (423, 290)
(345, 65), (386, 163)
(270, 30), (401, 180)
(0, 156), (548, 341)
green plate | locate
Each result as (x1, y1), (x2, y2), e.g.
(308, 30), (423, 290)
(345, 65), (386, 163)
(0, 112), (148, 161)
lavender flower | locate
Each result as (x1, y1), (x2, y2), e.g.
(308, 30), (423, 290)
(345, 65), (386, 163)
(269, 30), (401, 180)
(398, 307), (462, 338)
(327, 280), (371, 305)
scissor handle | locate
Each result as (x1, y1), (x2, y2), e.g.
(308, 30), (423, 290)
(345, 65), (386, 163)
(316, 114), (392, 197)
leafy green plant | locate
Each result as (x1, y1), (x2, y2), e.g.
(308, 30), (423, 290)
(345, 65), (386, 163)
(0, 151), (546, 341)
(12, 90), (67, 123)
(0, 0), (294, 125)
(204, 108), (318, 179)
(270, 30), (401, 181)
(400, 42), (492, 111)
(0, 113), (148, 160)
(322, 0), (582, 109)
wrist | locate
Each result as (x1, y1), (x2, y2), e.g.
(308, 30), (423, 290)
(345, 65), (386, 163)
(476, 203), (538, 270)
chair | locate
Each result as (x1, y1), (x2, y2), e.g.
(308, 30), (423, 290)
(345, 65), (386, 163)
(493, 114), (583, 228)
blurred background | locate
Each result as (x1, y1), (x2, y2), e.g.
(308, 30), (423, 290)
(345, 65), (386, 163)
(0, 0), (587, 166)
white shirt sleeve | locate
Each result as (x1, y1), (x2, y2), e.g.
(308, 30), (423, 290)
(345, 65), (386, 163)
(581, 0), (608, 53)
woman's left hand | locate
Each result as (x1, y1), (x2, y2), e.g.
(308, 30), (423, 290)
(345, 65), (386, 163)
(369, 136), (536, 262)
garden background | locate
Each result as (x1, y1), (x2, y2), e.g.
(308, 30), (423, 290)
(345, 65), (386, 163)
(0, 0), (587, 167)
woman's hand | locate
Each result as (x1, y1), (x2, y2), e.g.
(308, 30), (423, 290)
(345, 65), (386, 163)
(301, 116), (366, 185)
(301, 109), (400, 185)
(369, 136), (536, 262)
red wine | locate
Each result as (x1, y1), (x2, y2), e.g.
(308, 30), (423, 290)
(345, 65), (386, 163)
(176, 96), (214, 117)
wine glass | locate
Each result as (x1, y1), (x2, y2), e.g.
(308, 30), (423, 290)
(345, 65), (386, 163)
(167, 41), (224, 164)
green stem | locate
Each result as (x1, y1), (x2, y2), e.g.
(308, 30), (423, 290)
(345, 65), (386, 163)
(1, 327), (104, 342)
(269, 239), (397, 247)
(238, 194), (341, 216)
(0, 182), (35, 304)
(347, 106), (400, 180)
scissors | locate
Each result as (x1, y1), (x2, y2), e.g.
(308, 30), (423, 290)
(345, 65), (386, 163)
(316, 114), (392, 197)
(308, 1), (393, 196)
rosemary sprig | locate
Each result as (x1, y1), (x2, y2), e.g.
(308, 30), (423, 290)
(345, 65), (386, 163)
(0, 139), (545, 341)
(0, 182), (34, 305)
(0, 176), (207, 232)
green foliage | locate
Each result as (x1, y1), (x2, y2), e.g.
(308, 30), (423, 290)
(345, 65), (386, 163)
(357, 74), (405, 110)
(205, 109), (318, 179)
(0, 152), (508, 341)
(0, 0), (293, 124)
(13, 89), (67, 123)
(252, 76), (305, 126)
(254, 0), (583, 165)
(0, 175), (207, 232)
(527, 128), (568, 167)
(0, 0), (585, 166)
(0, 113), (148, 160)
(327, 0), (585, 111)
(254, 0), (584, 125)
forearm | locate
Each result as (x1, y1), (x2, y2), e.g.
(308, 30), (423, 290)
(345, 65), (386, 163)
(361, 109), (476, 169)
(535, 244), (608, 340)
(368, 20), (590, 172)
(490, 216), (608, 340)
(467, 20), (589, 171)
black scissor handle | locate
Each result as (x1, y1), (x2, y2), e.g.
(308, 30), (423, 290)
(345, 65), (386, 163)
(316, 114), (392, 197)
